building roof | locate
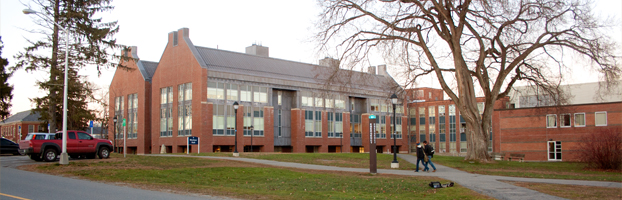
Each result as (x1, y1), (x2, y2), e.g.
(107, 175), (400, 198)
(0, 110), (41, 124)
(193, 46), (397, 93)
(141, 60), (159, 81)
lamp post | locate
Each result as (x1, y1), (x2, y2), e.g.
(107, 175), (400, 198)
(233, 102), (239, 157)
(391, 93), (399, 168)
(113, 116), (117, 153)
(250, 125), (254, 152)
(23, 9), (70, 165)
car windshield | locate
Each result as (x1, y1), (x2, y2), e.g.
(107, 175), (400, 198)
(25, 134), (34, 140)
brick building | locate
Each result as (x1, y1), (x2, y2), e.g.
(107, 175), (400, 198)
(0, 110), (45, 142)
(108, 28), (408, 154)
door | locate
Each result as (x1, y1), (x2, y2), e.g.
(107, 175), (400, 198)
(77, 132), (96, 153)
(65, 132), (79, 152)
(547, 141), (561, 161)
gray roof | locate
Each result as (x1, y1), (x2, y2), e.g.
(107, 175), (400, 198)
(194, 46), (396, 93)
(141, 60), (159, 81)
(1, 110), (41, 124)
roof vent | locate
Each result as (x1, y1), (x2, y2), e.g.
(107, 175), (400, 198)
(245, 44), (269, 57)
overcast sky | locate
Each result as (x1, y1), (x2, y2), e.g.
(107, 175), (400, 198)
(1, 0), (620, 115)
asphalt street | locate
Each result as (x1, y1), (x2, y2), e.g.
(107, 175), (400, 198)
(0, 155), (231, 200)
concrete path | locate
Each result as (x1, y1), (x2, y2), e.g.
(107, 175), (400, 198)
(151, 154), (621, 200)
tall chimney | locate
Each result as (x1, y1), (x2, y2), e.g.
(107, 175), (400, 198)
(377, 64), (389, 77)
(319, 57), (340, 68)
(367, 66), (377, 74)
(246, 44), (269, 57)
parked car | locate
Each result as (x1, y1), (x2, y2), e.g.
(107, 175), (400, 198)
(19, 130), (113, 162)
(1, 138), (21, 155)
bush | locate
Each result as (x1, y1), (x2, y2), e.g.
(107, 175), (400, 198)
(578, 128), (622, 170)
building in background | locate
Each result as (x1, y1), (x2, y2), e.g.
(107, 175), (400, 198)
(109, 28), (406, 154)
(0, 110), (44, 142)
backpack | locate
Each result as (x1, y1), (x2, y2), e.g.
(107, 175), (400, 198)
(429, 145), (435, 155)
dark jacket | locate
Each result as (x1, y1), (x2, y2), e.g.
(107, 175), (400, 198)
(424, 144), (434, 156)
(416, 146), (425, 159)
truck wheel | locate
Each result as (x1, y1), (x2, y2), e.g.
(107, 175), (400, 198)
(29, 154), (42, 161)
(43, 149), (58, 162)
(98, 147), (110, 159)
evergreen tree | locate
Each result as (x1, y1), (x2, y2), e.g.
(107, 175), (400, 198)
(0, 37), (14, 121)
(14, 0), (128, 130)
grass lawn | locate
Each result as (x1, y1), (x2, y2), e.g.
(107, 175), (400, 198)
(22, 154), (491, 200)
(432, 155), (622, 182)
(500, 181), (622, 200)
(193, 152), (419, 170)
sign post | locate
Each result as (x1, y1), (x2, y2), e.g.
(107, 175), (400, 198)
(89, 120), (93, 135)
(187, 136), (199, 154)
(122, 119), (126, 158)
(369, 115), (377, 174)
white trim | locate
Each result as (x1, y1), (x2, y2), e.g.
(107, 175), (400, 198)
(574, 113), (586, 127)
(547, 141), (562, 161)
(595, 111), (607, 126)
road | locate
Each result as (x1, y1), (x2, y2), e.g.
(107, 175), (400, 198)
(0, 155), (231, 200)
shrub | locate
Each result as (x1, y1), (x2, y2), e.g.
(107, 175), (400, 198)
(578, 128), (622, 170)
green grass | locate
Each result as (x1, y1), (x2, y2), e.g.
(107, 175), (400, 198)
(35, 154), (490, 200)
(432, 155), (622, 182)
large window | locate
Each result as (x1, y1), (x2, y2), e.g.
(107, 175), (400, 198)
(335, 113), (343, 138)
(370, 99), (379, 112)
(178, 83), (192, 136)
(449, 105), (456, 152)
(253, 86), (268, 103)
(429, 106), (436, 148)
(128, 93), (138, 139)
(560, 114), (571, 128)
(240, 85), (252, 102)
(160, 87), (173, 137)
(315, 94), (324, 108)
(439, 105), (446, 152)
(243, 106), (252, 136)
(351, 114), (361, 138)
(302, 91), (313, 107)
(548, 141), (562, 161)
(377, 115), (386, 139)
(226, 105), (236, 136)
(595, 112), (607, 126)
(305, 110), (314, 137)
(315, 111), (322, 137)
(212, 104), (225, 135)
(28, 125), (34, 133)
(328, 112), (335, 137)
(226, 84), (238, 101)
(335, 95), (346, 109)
(207, 81), (225, 100)
(391, 116), (402, 139)
(546, 114), (557, 128)
(574, 113), (585, 127)
(253, 107), (264, 136)
(114, 96), (124, 140)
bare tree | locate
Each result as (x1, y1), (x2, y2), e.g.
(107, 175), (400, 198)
(316, 0), (620, 161)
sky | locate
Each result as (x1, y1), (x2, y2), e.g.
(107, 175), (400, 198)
(1, 0), (620, 115)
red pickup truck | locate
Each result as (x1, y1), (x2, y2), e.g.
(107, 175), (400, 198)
(19, 130), (113, 162)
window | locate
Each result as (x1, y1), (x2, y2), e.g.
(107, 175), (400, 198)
(391, 116), (402, 139)
(460, 132), (467, 153)
(243, 106), (252, 136)
(305, 110), (313, 137)
(253, 107), (264, 136)
(315, 94), (324, 108)
(28, 125), (34, 133)
(207, 81), (225, 100)
(548, 141), (562, 161)
(595, 112), (607, 126)
(315, 111), (322, 137)
(351, 114), (361, 138)
(227, 84), (238, 101)
(240, 85), (252, 102)
(326, 98), (334, 108)
(381, 101), (388, 113)
(212, 104), (225, 135)
(560, 114), (571, 128)
(377, 115), (386, 139)
(327, 112), (334, 137)
(226, 105), (236, 136)
(276, 109), (282, 137)
(253, 86), (268, 103)
(449, 105), (456, 152)
(370, 99), (379, 112)
(160, 87), (173, 137)
(178, 83), (192, 136)
(78, 132), (92, 140)
(302, 91), (313, 107)
(278, 91), (282, 105)
(419, 107), (426, 125)
(546, 114), (557, 128)
(128, 93), (138, 139)
(335, 113), (343, 138)
(574, 113), (585, 127)
(115, 96), (124, 140)
(335, 95), (345, 109)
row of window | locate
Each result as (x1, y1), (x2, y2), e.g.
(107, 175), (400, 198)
(208, 82), (268, 103)
(546, 112), (607, 128)
(369, 99), (404, 114)
(212, 104), (265, 136)
(300, 91), (347, 109)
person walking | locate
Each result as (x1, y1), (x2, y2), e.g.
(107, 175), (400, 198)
(423, 141), (436, 172)
(414, 143), (428, 172)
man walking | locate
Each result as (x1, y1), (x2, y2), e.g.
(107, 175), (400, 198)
(414, 143), (426, 172)
(423, 141), (436, 172)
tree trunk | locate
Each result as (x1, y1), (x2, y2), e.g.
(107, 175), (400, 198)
(47, 0), (61, 133)
(465, 119), (490, 162)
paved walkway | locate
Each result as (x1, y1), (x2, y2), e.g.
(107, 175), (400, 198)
(150, 154), (621, 200)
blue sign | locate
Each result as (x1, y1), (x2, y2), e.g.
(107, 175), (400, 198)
(369, 115), (376, 119)
(89, 121), (93, 128)
(188, 136), (199, 145)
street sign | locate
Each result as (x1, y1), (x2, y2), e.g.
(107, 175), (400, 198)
(188, 136), (199, 145)
(122, 119), (126, 127)
(89, 121), (93, 128)
(369, 115), (377, 174)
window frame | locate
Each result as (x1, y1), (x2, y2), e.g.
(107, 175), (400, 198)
(560, 113), (571, 128)
(595, 111), (607, 126)
(574, 113), (586, 127)
(546, 114), (557, 128)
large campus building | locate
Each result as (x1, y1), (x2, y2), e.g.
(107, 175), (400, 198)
(108, 28), (620, 161)
(109, 28), (407, 154)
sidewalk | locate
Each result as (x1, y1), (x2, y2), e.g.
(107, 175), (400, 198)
(150, 154), (621, 200)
